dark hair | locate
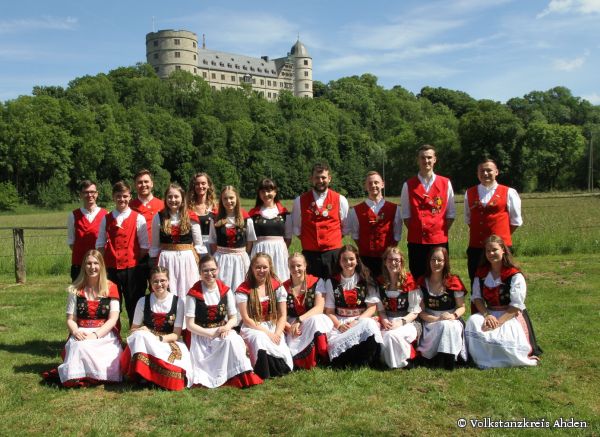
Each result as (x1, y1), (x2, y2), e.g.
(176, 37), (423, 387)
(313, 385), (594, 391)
(478, 158), (498, 168)
(334, 244), (371, 283)
(112, 180), (131, 194)
(417, 144), (436, 156)
(134, 169), (152, 181)
(150, 265), (169, 278)
(254, 178), (280, 207)
(424, 246), (451, 280)
(199, 254), (218, 269)
(480, 234), (520, 270)
(311, 162), (330, 175)
(78, 179), (97, 191)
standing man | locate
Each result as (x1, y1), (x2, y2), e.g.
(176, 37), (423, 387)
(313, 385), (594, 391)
(67, 179), (108, 281)
(400, 145), (455, 279)
(464, 158), (522, 284)
(129, 169), (164, 287)
(96, 181), (150, 325)
(346, 171), (402, 278)
(291, 163), (349, 279)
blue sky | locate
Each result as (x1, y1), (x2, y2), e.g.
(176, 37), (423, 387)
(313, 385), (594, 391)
(1, 0), (599, 104)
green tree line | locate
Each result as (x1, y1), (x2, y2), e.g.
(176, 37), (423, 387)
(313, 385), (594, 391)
(1, 64), (599, 209)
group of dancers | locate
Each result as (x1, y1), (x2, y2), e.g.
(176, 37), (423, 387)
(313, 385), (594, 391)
(45, 145), (542, 390)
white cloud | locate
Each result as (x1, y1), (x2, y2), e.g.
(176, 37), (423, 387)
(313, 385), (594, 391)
(537, 0), (600, 17)
(553, 55), (586, 71)
(0, 16), (78, 34)
(582, 92), (600, 104)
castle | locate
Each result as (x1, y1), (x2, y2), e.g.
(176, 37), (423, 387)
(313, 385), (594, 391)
(146, 29), (313, 100)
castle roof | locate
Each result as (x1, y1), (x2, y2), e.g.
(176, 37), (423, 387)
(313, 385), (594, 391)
(197, 49), (291, 77)
(290, 40), (309, 57)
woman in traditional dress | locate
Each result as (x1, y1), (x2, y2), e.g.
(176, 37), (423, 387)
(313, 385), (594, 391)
(377, 247), (422, 369)
(320, 245), (383, 368)
(237, 253), (293, 379)
(283, 253), (333, 369)
(44, 250), (122, 386)
(248, 178), (291, 279)
(151, 183), (202, 300)
(187, 172), (217, 255)
(209, 185), (256, 293)
(465, 235), (542, 368)
(121, 266), (192, 390)
(417, 246), (467, 369)
(186, 255), (262, 388)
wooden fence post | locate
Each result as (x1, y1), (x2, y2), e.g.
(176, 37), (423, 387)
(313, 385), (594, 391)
(13, 228), (26, 284)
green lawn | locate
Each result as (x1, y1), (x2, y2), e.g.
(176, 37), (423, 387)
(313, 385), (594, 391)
(0, 253), (598, 436)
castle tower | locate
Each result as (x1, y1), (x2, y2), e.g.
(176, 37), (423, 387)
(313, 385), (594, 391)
(291, 39), (313, 98)
(146, 30), (199, 78)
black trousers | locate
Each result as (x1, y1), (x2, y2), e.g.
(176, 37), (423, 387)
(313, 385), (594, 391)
(302, 249), (340, 280)
(70, 264), (81, 282)
(360, 255), (383, 279)
(107, 266), (146, 326)
(407, 242), (449, 280)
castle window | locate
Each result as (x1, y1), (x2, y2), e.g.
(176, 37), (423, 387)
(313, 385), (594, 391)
(154, 53), (158, 59)
(243, 74), (252, 84)
(221, 74), (225, 80)
(304, 60), (309, 65)
(175, 66), (181, 70)
(242, 66), (247, 70)
(305, 83), (309, 89)
(174, 39), (180, 45)
(257, 68), (263, 72)
(154, 66), (159, 73)
(231, 75), (235, 82)
(211, 61), (216, 66)
(273, 93), (277, 98)
(271, 69), (276, 74)
(203, 72), (207, 78)
(194, 54), (197, 60)
(227, 63), (232, 68)
(268, 92), (272, 98)
(219, 62), (224, 67)
(203, 60), (208, 65)
(280, 82), (283, 88)
(211, 73), (216, 79)
(267, 80), (271, 86)
(260, 79), (264, 85)
(235, 64), (239, 69)
(231, 58), (234, 61)
(193, 42), (197, 48)
(250, 67), (255, 71)
(304, 71), (308, 77)
(194, 68), (197, 73)
(253, 78), (256, 84)
(153, 40), (158, 47)
(175, 52), (181, 58)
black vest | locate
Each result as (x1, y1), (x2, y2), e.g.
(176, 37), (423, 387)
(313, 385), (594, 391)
(378, 286), (410, 315)
(215, 219), (248, 248)
(158, 214), (193, 245)
(142, 294), (179, 334)
(286, 284), (317, 318)
(252, 213), (287, 237)
(193, 292), (228, 328)
(332, 277), (368, 309)
(76, 296), (111, 321)
(421, 286), (456, 312)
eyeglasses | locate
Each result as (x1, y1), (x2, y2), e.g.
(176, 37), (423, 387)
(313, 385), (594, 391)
(82, 191), (98, 195)
(201, 268), (217, 274)
(386, 258), (402, 264)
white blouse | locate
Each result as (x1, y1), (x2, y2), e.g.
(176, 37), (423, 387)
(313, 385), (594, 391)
(318, 273), (381, 310)
(471, 271), (526, 311)
(131, 292), (185, 328)
(185, 284), (238, 318)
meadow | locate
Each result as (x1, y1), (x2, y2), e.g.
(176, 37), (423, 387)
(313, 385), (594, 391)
(0, 194), (599, 436)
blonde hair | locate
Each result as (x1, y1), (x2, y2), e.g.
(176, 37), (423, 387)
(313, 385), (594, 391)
(215, 185), (245, 228)
(160, 183), (191, 234)
(69, 250), (110, 297)
(382, 247), (408, 290)
(288, 252), (307, 288)
(246, 253), (279, 323)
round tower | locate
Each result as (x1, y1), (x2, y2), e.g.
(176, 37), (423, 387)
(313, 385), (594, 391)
(291, 39), (313, 98)
(146, 30), (199, 78)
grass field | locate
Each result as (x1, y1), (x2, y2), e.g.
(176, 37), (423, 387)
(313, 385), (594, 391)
(0, 253), (598, 436)
(1, 194), (599, 277)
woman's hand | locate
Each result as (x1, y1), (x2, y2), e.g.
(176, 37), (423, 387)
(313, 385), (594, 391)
(284, 322), (292, 334)
(482, 314), (500, 331)
(439, 312), (456, 321)
(380, 318), (394, 331)
(216, 326), (232, 339)
(268, 331), (281, 345)
(72, 330), (86, 341)
(391, 319), (406, 329)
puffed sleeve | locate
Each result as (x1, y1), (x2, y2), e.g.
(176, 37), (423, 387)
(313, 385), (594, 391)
(471, 277), (482, 302)
(185, 295), (196, 318)
(235, 292), (249, 304)
(66, 293), (77, 315)
(365, 284), (381, 304)
(275, 285), (288, 302)
(445, 180), (456, 219)
(109, 299), (120, 312)
(245, 218), (257, 242)
(131, 296), (146, 326)
(318, 279), (335, 309)
(191, 221), (204, 254)
(508, 273), (527, 311)
(226, 290), (238, 317)
(407, 289), (423, 313)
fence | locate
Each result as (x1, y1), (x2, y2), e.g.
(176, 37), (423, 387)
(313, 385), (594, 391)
(0, 227), (70, 283)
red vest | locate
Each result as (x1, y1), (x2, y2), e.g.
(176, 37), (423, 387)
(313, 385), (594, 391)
(71, 208), (107, 265)
(467, 184), (512, 248)
(299, 190), (343, 252)
(103, 211), (141, 269)
(354, 200), (398, 257)
(406, 176), (449, 244)
(130, 197), (164, 246)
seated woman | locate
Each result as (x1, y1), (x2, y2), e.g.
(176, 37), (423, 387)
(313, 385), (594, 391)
(43, 249), (122, 387)
(283, 253), (333, 369)
(236, 253), (293, 379)
(377, 247), (422, 369)
(121, 266), (192, 390)
(417, 246), (467, 370)
(320, 245), (383, 368)
(465, 235), (542, 368)
(186, 255), (262, 388)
